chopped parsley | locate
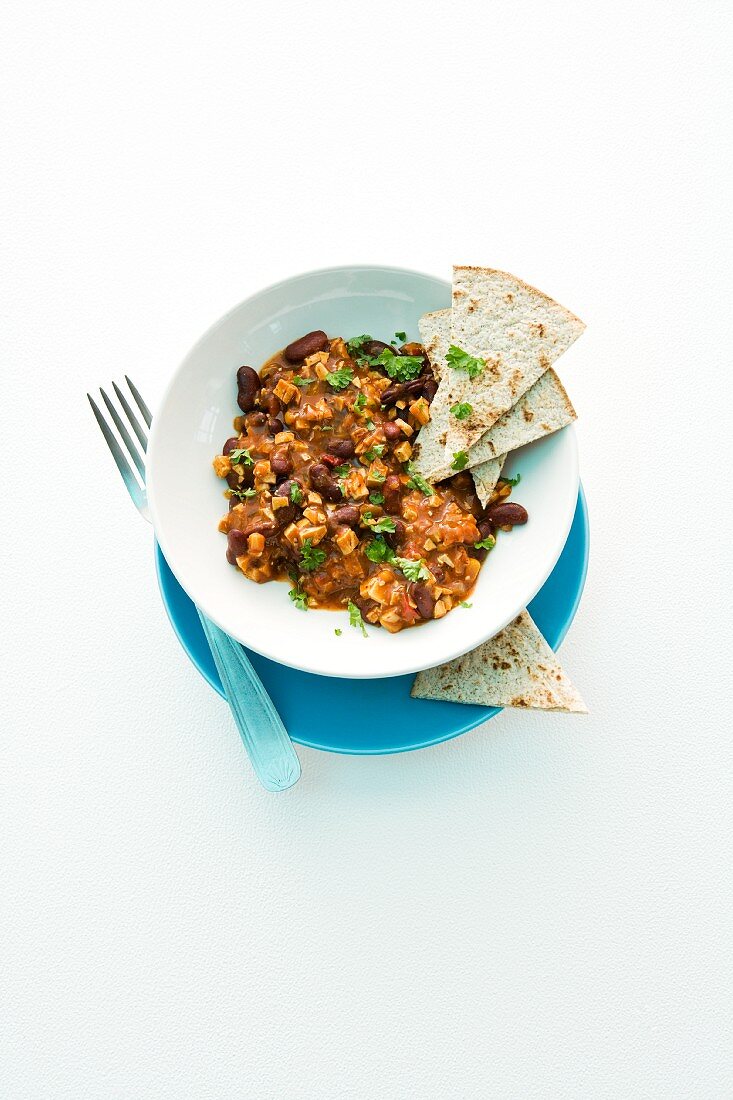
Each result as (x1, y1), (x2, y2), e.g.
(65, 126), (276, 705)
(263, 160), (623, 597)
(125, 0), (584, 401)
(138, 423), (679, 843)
(333, 463), (352, 478)
(369, 491), (385, 505)
(372, 347), (423, 382)
(289, 483), (303, 504)
(450, 402), (473, 420)
(474, 536), (496, 551)
(461, 601), (472, 609)
(353, 392), (368, 414)
(394, 331), (407, 342)
(365, 514), (397, 534)
(405, 462), (433, 496)
(326, 365), (354, 390)
(288, 585), (308, 610)
(229, 486), (256, 500)
(334, 628), (342, 636)
(348, 600), (368, 637)
(346, 334), (373, 358)
(393, 557), (430, 582)
(369, 469), (386, 484)
(299, 539), (327, 571)
(451, 451), (468, 471)
(502, 473), (521, 487)
(228, 447), (254, 466)
(446, 345), (485, 379)
(292, 375), (312, 387)
(364, 537), (395, 564)
(366, 419), (375, 430)
(363, 444), (385, 462)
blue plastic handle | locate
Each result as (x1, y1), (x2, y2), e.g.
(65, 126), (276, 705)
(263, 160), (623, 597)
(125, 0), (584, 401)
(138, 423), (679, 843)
(197, 610), (301, 792)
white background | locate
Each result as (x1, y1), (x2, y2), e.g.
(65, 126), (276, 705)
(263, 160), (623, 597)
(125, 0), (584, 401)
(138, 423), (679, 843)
(2, 1), (732, 1097)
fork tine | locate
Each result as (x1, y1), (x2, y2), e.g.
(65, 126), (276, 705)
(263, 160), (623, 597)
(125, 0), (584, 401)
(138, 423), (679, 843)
(87, 394), (147, 510)
(125, 376), (153, 428)
(100, 387), (146, 478)
(112, 380), (148, 451)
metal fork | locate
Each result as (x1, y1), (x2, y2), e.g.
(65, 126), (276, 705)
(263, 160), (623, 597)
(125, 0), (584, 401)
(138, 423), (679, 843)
(88, 377), (301, 793)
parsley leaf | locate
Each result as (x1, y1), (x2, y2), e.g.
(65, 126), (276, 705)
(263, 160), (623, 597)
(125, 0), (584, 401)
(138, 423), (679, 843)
(393, 557), (429, 582)
(229, 486), (256, 500)
(289, 483), (303, 504)
(346, 335), (373, 358)
(365, 514), (396, 534)
(450, 402), (473, 420)
(405, 462), (433, 496)
(502, 473), (521, 487)
(289, 585), (308, 610)
(446, 345), (485, 379)
(229, 448), (254, 466)
(366, 419), (375, 430)
(334, 463), (352, 478)
(461, 601), (472, 608)
(353, 392), (368, 415)
(372, 348), (423, 382)
(364, 536), (395, 564)
(292, 375), (312, 387)
(299, 539), (327, 571)
(369, 491), (385, 505)
(326, 365), (354, 390)
(348, 600), (368, 637)
(394, 331), (407, 342)
(474, 536), (496, 551)
(451, 451), (468, 471)
(363, 444), (385, 462)
(334, 628), (342, 636)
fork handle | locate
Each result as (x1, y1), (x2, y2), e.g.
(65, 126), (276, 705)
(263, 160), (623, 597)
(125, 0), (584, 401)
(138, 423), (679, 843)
(197, 611), (301, 792)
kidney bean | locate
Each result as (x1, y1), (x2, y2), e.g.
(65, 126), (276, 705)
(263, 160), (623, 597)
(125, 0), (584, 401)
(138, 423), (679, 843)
(353, 595), (377, 621)
(236, 365), (260, 412)
(226, 465), (254, 490)
(410, 583), (435, 620)
(270, 447), (291, 477)
(226, 548), (237, 565)
(326, 438), (355, 460)
(246, 410), (267, 428)
(320, 453), (339, 468)
(360, 339), (393, 358)
(384, 517), (406, 547)
(484, 501), (528, 527)
(422, 375), (438, 402)
(267, 416), (283, 435)
(381, 377), (424, 406)
(222, 436), (240, 455)
(284, 330), (329, 362)
(382, 422), (401, 444)
(274, 478), (303, 502)
(262, 392), (281, 417)
(227, 521), (276, 559)
(326, 505), (360, 533)
(476, 516), (494, 542)
(309, 462), (341, 502)
(383, 474), (402, 514)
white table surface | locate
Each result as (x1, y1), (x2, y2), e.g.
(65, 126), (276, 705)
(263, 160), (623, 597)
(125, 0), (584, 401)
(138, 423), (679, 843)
(2, 1), (731, 1096)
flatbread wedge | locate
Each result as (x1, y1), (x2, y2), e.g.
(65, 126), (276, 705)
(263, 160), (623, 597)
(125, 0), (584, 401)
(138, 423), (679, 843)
(441, 266), (585, 461)
(410, 610), (587, 712)
(429, 367), (577, 482)
(471, 455), (506, 508)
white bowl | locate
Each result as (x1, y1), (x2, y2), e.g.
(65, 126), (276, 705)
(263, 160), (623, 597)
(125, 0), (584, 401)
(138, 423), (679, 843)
(147, 266), (579, 679)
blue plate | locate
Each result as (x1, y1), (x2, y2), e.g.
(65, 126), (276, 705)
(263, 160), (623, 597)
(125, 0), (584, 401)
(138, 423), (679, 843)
(155, 488), (589, 755)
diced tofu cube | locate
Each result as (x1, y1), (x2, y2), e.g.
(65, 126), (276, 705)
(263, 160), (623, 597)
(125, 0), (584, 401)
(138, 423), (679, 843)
(213, 454), (232, 478)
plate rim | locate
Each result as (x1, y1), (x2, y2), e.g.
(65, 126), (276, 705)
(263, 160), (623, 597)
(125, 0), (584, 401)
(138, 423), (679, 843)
(154, 486), (589, 755)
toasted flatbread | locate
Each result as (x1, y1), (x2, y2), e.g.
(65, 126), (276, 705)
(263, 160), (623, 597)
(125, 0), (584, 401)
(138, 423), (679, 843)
(413, 307), (578, 482)
(440, 267), (584, 461)
(413, 310), (453, 476)
(410, 610), (587, 712)
(471, 455), (506, 507)
(429, 368), (576, 481)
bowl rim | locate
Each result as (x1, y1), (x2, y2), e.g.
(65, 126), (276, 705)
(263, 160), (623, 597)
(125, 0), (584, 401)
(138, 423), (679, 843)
(147, 263), (580, 679)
